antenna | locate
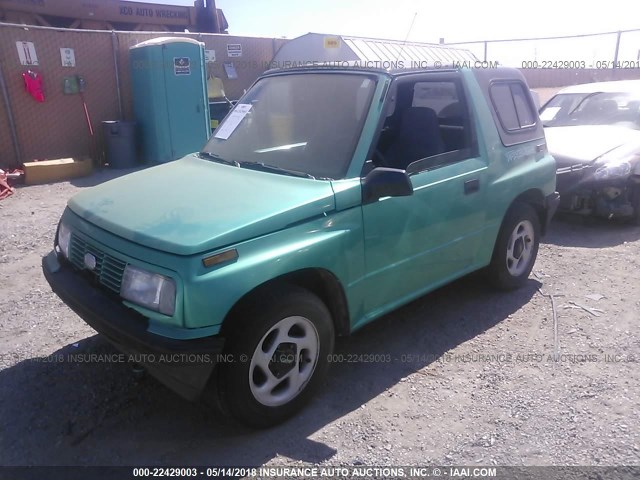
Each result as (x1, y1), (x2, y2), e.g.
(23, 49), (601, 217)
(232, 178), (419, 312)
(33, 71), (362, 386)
(395, 12), (418, 62)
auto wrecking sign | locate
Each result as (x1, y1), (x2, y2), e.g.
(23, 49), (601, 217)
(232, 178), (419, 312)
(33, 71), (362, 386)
(0, 0), (195, 26)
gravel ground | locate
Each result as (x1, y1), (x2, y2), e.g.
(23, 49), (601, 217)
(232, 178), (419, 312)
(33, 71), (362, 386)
(0, 168), (639, 467)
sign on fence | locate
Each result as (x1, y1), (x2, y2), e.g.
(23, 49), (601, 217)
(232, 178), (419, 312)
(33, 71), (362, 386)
(16, 41), (38, 66)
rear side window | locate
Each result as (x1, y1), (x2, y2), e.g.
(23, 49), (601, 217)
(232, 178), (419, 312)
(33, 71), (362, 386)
(511, 83), (536, 127)
(490, 82), (537, 131)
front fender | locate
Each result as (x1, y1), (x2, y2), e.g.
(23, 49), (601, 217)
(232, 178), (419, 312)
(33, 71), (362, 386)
(181, 207), (364, 330)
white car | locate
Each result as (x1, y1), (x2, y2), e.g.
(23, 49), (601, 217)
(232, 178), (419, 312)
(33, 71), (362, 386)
(540, 80), (640, 224)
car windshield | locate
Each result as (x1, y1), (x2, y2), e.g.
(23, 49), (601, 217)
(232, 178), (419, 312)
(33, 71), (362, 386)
(201, 73), (377, 180)
(540, 91), (640, 129)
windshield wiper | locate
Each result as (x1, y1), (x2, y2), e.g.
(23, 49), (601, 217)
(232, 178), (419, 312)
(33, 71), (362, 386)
(199, 153), (320, 179)
(239, 161), (316, 179)
(198, 151), (240, 167)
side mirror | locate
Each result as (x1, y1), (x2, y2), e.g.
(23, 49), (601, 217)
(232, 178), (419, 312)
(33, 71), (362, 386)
(362, 167), (413, 204)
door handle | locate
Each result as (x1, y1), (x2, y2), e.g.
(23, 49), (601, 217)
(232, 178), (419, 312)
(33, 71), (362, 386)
(464, 178), (480, 195)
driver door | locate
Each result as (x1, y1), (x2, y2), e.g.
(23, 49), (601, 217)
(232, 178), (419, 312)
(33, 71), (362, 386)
(361, 74), (488, 317)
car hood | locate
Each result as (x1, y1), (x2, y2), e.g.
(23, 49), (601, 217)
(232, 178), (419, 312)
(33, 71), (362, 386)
(68, 155), (336, 255)
(545, 125), (640, 167)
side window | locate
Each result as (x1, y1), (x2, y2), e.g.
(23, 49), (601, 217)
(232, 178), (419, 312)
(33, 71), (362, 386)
(490, 82), (537, 131)
(490, 84), (519, 130)
(511, 83), (536, 127)
(370, 78), (476, 175)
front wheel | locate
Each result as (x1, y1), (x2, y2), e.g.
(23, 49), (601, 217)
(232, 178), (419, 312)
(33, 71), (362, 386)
(488, 203), (541, 290)
(217, 286), (334, 428)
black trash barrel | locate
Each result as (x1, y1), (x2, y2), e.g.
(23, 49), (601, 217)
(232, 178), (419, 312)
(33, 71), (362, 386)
(209, 101), (233, 131)
(102, 121), (137, 168)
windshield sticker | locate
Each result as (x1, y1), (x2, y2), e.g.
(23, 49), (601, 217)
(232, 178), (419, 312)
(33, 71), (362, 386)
(539, 106), (560, 122)
(214, 104), (252, 140)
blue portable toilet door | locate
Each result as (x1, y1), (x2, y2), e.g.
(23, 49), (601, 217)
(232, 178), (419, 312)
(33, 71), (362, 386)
(162, 43), (210, 159)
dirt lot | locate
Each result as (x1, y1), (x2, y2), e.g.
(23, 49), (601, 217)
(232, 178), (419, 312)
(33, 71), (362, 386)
(1, 168), (639, 467)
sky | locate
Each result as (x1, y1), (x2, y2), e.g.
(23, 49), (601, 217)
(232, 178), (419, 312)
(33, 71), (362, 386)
(137, 0), (640, 65)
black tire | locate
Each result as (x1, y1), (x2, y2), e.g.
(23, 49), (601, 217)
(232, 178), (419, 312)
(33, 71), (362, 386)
(216, 285), (334, 428)
(488, 202), (541, 290)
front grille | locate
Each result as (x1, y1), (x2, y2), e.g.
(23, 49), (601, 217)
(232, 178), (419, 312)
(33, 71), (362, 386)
(68, 234), (127, 294)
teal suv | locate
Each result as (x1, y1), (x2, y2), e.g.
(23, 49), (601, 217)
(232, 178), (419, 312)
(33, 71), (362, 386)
(43, 66), (559, 427)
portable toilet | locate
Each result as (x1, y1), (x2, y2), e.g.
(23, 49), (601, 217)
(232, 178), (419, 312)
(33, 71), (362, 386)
(129, 37), (210, 164)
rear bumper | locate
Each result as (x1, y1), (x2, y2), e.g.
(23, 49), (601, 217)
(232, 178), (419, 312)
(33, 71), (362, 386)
(42, 250), (225, 400)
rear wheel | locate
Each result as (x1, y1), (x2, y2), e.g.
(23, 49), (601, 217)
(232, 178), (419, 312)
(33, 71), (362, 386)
(488, 203), (540, 290)
(217, 286), (334, 428)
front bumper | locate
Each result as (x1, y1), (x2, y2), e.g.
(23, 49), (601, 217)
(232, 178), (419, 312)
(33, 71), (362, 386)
(42, 251), (225, 400)
(556, 167), (639, 218)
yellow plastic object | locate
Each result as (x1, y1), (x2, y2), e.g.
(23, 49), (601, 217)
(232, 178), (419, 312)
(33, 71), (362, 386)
(23, 157), (93, 185)
(207, 75), (225, 100)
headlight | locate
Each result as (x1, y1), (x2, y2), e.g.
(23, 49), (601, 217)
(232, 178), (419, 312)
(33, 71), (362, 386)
(120, 264), (176, 315)
(57, 222), (71, 259)
(594, 142), (640, 180)
(593, 161), (631, 180)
